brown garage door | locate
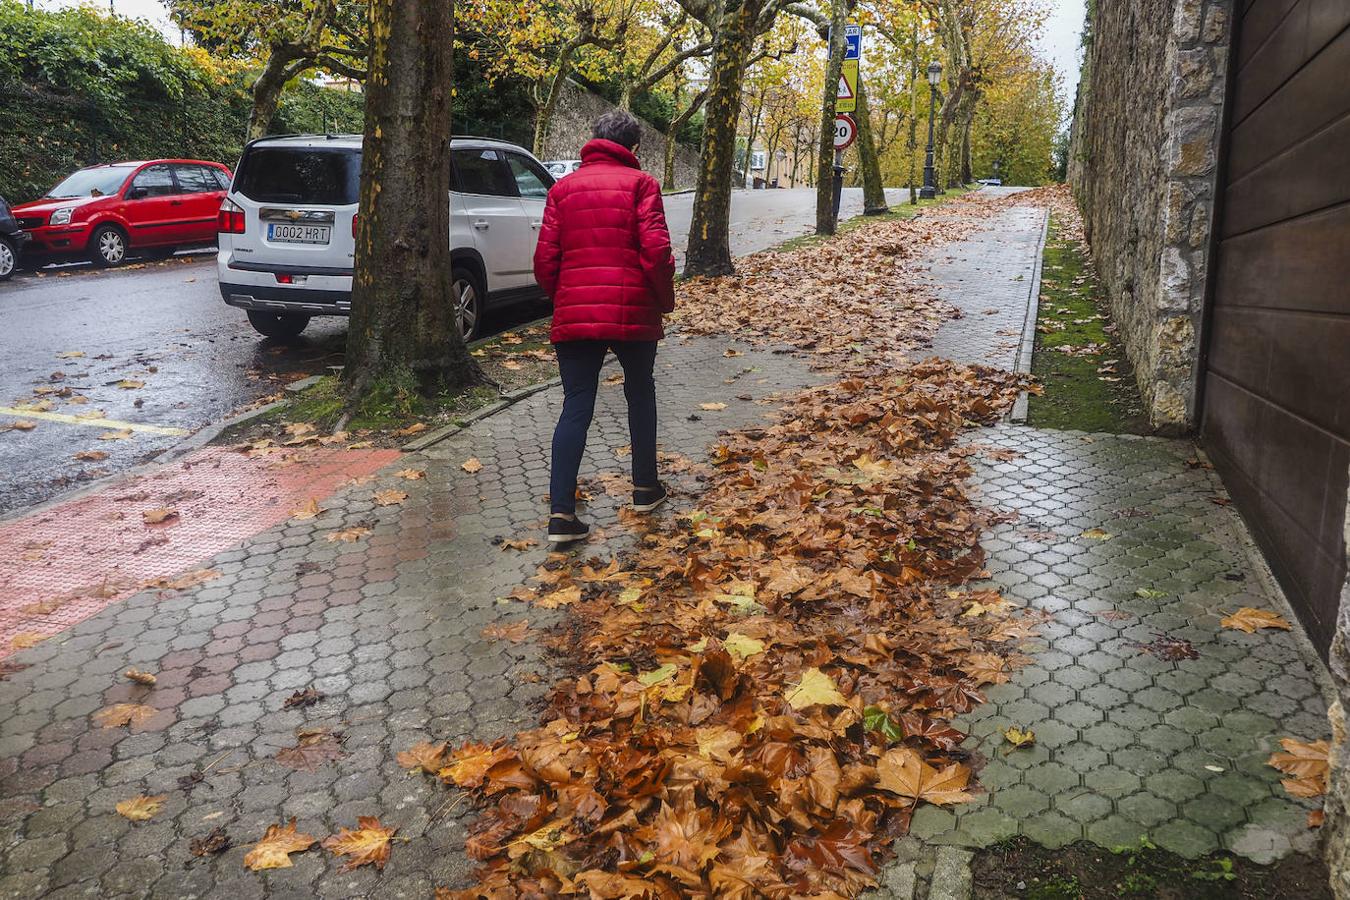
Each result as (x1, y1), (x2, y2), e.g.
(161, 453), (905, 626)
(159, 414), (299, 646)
(1201, 0), (1350, 655)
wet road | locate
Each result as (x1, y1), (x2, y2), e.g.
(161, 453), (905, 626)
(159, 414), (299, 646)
(0, 187), (902, 515)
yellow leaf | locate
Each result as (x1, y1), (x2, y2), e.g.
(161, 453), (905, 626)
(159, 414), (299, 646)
(637, 664), (678, 687)
(1220, 607), (1292, 634)
(1080, 528), (1112, 541)
(784, 667), (848, 710)
(244, 819), (316, 870)
(723, 632), (765, 660)
(141, 508), (179, 525)
(1003, 726), (1036, 749)
(291, 498), (324, 520)
(699, 402), (728, 411)
(462, 457), (484, 474)
(93, 703), (158, 728)
(9, 632), (45, 650)
(117, 379), (146, 390)
(115, 794), (166, 821)
(57, 350), (86, 358)
(322, 816), (397, 871)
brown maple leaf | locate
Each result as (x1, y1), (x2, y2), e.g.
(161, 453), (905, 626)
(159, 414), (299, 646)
(243, 819), (316, 870)
(94, 703), (159, 729)
(1220, 607), (1292, 634)
(141, 507), (179, 525)
(115, 794), (166, 821)
(396, 741), (448, 774)
(322, 816), (397, 871)
(481, 620), (531, 643)
(282, 687), (325, 709)
(189, 826), (231, 857)
(461, 457), (484, 473)
(123, 669), (157, 686)
(876, 747), (975, 806)
(274, 729), (345, 771)
(1268, 738), (1330, 798)
(373, 489), (408, 506)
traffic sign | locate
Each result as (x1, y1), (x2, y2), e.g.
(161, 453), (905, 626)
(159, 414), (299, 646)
(833, 114), (857, 152)
(837, 58), (859, 114)
(829, 24), (863, 60)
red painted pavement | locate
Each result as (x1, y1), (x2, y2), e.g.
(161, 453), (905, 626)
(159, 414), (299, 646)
(0, 446), (401, 658)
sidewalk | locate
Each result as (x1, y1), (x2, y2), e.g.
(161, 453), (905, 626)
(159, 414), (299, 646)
(0, 191), (1333, 898)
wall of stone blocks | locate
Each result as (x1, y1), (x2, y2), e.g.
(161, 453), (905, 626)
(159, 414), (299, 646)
(538, 81), (701, 191)
(1069, 0), (1233, 433)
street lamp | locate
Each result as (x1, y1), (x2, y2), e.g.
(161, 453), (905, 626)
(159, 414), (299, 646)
(920, 60), (942, 200)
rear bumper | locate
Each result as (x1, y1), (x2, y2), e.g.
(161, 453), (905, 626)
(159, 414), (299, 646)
(220, 282), (351, 315)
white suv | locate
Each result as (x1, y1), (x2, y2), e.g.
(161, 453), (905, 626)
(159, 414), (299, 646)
(217, 134), (556, 340)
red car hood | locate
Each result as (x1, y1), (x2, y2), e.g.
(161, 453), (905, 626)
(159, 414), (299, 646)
(13, 196), (110, 216)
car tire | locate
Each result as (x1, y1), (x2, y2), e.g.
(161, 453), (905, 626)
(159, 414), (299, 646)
(89, 224), (129, 267)
(0, 237), (15, 282)
(451, 265), (485, 342)
(246, 310), (310, 341)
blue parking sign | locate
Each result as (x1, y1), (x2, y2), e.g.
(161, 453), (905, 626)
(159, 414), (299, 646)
(828, 24), (863, 60)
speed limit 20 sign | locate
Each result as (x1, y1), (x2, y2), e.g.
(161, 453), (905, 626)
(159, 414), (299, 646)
(833, 114), (857, 152)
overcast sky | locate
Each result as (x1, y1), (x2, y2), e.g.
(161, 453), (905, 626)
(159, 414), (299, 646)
(39, 0), (1088, 106)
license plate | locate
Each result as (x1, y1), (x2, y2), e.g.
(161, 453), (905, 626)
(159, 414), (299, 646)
(268, 223), (331, 244)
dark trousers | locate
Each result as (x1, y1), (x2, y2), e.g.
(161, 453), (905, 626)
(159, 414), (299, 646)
(550, 340), (658, 516)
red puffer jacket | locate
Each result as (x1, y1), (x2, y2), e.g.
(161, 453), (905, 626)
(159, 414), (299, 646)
(534, 139), (677, 343)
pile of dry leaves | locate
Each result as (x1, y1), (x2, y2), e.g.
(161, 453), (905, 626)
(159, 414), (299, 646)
(672, 194), (1004, 368)
(404, 353), (1035, 896)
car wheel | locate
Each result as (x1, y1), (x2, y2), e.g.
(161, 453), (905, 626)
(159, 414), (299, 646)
(451, 266), (485, 341)
(246, 310), (310, 340)
(0, 237), (15, 282)
(89, 225), (128, 267)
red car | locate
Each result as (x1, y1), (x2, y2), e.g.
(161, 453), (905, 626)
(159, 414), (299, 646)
(14, 159), (233, 268)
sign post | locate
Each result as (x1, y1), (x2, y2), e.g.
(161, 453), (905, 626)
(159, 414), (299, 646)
(828, 25), (863, 228)
(831, 113), (856, 222)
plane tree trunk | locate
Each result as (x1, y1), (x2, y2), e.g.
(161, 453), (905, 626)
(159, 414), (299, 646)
(344, 0), (477, 397)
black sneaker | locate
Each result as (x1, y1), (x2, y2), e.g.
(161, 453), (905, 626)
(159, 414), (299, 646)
(632, 484), (668, 513)
(547, 515), (590, 545)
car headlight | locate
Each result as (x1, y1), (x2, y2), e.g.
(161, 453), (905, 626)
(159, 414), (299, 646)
(50, 208), (75, 226)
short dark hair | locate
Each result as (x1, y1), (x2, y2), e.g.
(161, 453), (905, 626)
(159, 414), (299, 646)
(593, 110), (642, 150)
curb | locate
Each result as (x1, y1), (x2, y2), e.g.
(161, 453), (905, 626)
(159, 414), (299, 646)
(1009, 205), (1051, 424)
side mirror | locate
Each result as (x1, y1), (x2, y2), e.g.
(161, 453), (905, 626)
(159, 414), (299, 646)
(127, 187), (149, 200)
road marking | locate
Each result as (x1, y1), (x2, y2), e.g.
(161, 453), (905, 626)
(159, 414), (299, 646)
(0, 408), (189, 437)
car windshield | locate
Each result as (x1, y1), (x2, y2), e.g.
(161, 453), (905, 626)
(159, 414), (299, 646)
(233, 147), (361, 205)
(46, 166), (135, 199)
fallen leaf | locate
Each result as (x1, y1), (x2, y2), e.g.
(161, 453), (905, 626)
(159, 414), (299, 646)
(700, 402), (728, 411)
(876, 747), (975, 806)
(395, 422), (428, 437)
(123, 669), (157, 686)
(373, 489), (408, 506)
(395, 468), (426, 480)
(397, 741), (447, 774)
(723, 632), (765, 660)
(74, 450), (110, 461)
(1269, 738), (1330, 798)
(9, 420), (37, 431)
(141, 508), (179, 525)
(290, 498), (324, 520)
(462, 457), (484, 474)
(144, 569), (221, 591)
(499, 538), (537, 551)
(1080, 528), (1112, 541)
(327, 526), (372, 543)
(274, 729), (345, 771)
(57, 350), (86, 359)
(94, 703), (158, 728)
(283, 687), (325, 709)
(1003, 725), (1036, 749)
(482, 621), (531, 643)
(117, 379), (145, 390)
(115, 794), (166, 821)
(190, 826), (231, 856)
(99, 429), (134, 441)
(1134, 588), (1168, 600)
(9, 632), (45, 650)
(1220, 607), (1292, 634)
(322, 816), (397, 871)
(244, 819), (316, 870)
(784, 667), (848, 710)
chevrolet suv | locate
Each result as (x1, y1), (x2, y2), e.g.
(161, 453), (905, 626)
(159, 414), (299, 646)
(217, 134), (555, 340)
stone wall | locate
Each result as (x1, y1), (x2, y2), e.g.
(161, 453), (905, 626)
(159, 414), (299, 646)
(1329, 481), (1350, 898)
(538, 80), (701, 191)
(1069, 0), (1233, 432)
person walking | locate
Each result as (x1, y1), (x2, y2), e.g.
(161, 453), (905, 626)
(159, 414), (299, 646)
(534, 110), (677, 545)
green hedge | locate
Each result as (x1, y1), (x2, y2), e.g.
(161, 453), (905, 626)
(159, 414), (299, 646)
(0, 1), (363, 202)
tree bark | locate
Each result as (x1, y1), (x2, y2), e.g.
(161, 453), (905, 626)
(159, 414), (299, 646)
(344, 0), (476, 397)
(247, 51), (310, 140)
(533, 36), (586, 158)
(682, 1), (761, 278)
(854, 74), (887, 214)
(813, 0), (847, 235)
